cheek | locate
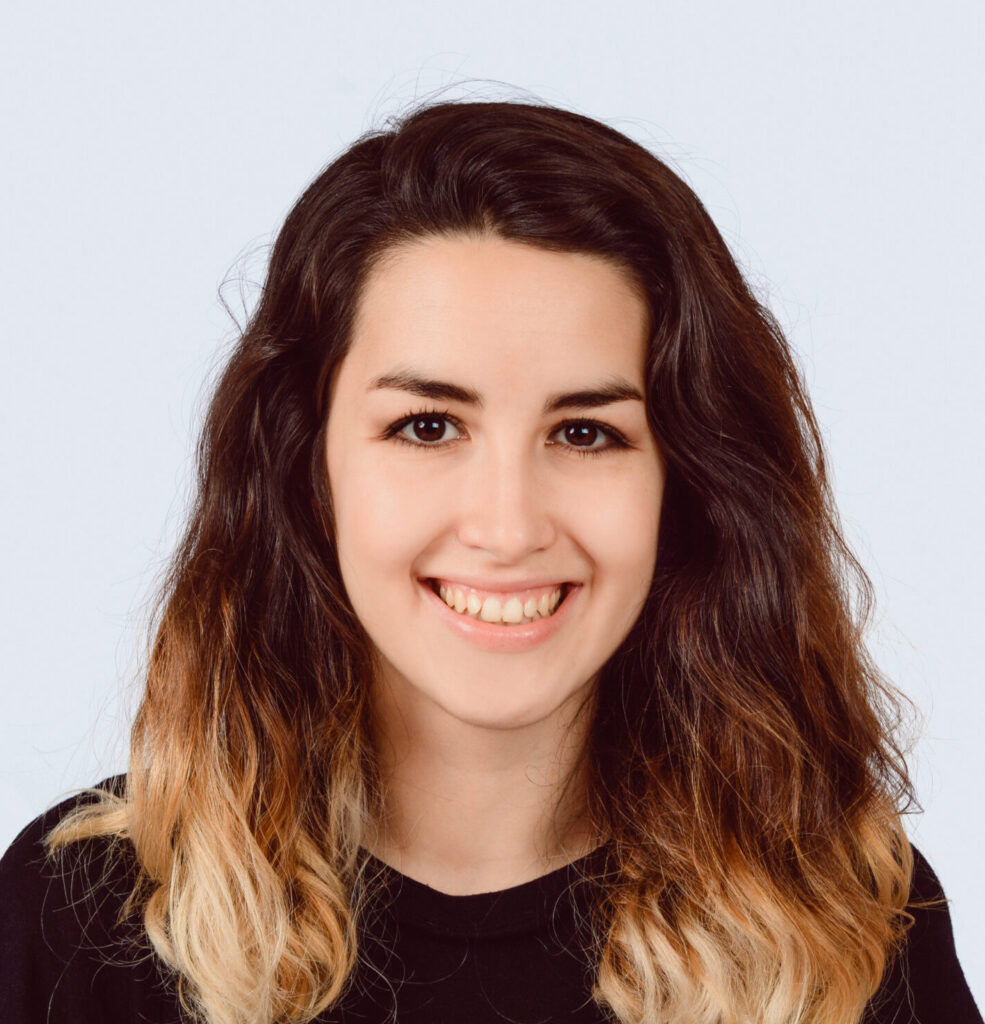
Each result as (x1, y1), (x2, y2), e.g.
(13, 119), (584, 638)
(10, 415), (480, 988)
(591, 477), (663, 629)
(331, 439), (664, 592)
(582, 473), (662, 564)
(334, 460), (436, 576)
(607, 512), (661, 605)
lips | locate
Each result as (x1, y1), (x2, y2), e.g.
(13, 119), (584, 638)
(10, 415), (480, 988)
(425, 578), (571, 604)
(417, 576), (582, 652)
(426, 579), (572, 624)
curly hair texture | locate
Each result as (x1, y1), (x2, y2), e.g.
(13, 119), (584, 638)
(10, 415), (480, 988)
(47, 99), (917, 1024)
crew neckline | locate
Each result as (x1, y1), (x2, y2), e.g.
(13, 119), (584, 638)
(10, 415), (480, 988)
(363, 841), (611, 939)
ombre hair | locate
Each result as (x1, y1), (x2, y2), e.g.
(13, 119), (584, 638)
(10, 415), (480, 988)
(48, 98), (917, 1024)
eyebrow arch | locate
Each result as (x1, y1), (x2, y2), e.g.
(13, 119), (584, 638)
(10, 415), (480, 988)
(368, 369), (644, 415)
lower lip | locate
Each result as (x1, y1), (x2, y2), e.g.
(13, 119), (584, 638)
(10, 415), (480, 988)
(418, 579), (582, 653)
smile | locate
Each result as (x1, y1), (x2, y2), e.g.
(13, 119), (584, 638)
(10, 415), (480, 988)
(418, 578), (581, 653)
(427, 579), (569, 625)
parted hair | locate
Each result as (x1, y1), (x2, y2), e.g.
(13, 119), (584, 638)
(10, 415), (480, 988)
(48, 98), (916, 1024)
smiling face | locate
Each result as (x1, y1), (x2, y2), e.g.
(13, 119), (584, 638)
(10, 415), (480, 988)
(325, 234), (665, 732)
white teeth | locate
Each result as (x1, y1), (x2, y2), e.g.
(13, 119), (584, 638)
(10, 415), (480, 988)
(436, 582), (564, 625)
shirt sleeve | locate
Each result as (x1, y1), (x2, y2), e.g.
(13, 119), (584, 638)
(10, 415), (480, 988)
(864, 845), (983, 1024)
(0, 787), (181, 1024)
(3, 794), (981, 1024)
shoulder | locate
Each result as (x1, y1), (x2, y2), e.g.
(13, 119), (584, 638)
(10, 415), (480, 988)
(1, 773), (128, 860)
(0, 775), (179, 1023)
(0, 775), (135, 937)
(865, 844), (983, 1023)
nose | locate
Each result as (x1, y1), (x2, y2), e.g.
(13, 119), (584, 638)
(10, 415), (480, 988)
(455, 439), (558, 562)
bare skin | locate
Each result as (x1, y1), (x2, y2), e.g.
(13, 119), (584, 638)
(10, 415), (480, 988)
(325, 234), (664, 895)
(367, 659), (602, 895)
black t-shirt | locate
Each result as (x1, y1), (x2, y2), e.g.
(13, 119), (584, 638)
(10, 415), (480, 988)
(1, 779), (981, 1023)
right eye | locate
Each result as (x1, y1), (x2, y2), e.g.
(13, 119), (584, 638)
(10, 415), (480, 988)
(383, 409), (464, 449)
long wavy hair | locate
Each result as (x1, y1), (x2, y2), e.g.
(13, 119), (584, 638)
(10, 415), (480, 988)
(48, 98), (917, 1024)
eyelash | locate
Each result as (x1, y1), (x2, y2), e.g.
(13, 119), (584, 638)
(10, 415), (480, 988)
(382, 407), (631, 459)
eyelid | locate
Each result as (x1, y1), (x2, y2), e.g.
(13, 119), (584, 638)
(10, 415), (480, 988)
(382, 407), (631, 456)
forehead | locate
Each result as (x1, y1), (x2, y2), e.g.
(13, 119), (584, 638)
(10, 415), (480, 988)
(340, 234), (650, 396)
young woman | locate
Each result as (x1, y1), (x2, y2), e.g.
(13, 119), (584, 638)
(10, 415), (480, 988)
(1, 99), (980, 1024)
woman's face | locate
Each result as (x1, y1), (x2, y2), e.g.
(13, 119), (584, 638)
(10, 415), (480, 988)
(325, 234), (665, 731)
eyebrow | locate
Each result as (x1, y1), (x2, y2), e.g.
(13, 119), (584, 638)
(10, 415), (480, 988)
(368, 369), (644, 415)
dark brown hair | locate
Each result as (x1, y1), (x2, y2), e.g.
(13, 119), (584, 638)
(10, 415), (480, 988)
(50, 98), (915, 1024)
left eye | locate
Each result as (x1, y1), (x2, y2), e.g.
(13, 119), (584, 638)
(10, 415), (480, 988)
(556, 422), (609, 449)
(386, 410), (627, 456)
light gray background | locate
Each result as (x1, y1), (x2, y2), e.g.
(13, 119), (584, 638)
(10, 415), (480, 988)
(2, 0), (982, 1004)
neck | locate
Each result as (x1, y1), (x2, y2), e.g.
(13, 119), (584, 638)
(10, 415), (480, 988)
(367, 672), (600, 896)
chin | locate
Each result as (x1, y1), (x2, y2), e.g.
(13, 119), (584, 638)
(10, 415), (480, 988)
(425, 669), (592, 732)
(442, 699), (555, 732)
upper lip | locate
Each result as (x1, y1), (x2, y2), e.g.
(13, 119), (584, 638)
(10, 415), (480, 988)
(422, 576), (577, 593)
